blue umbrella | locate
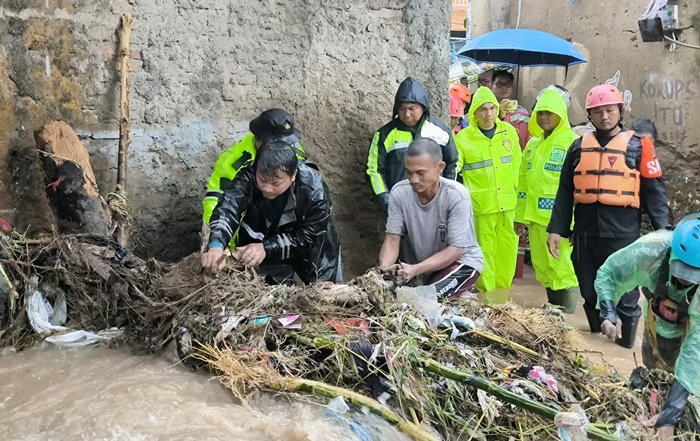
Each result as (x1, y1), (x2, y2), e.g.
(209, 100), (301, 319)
(457, 29), (586, 67)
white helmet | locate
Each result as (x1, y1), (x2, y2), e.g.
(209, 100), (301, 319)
(537, 84), (571, 108)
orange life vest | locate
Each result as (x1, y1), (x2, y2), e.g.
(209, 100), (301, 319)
(573, 131), (640, 208)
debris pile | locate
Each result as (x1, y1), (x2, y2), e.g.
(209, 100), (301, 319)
(0, 232), (698, 440)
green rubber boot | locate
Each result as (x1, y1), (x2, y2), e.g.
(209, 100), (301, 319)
(545, 287), (578, 314)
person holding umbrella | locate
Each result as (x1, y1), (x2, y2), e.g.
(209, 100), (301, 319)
(547, 84), (671, 347)
(491, 70), (532, 152)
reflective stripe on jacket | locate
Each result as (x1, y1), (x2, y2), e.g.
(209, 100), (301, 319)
(367, 119), (457, 195)
(455, 87), (522, 215)
(515, 89), (579, 226)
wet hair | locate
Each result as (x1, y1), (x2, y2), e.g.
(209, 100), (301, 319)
(255, 140), (298, 178)
(491, 70), (514, 83)
(406, 138), (443, 162)
(631, 119), (658, 141)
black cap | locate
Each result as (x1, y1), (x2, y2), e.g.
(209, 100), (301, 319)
(249, 109), (297, 142)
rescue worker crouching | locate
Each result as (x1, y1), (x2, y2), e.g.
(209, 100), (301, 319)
(366, 77), (459, 213)
(595, 213), (700, 439)
(455, 87), (522, 297)
(202, 141), (340, 285)
(379, 139), (484, 299)
(547, 84), (670, 348)
(515, 88), (579, 313)
(202, 108), (306, 227)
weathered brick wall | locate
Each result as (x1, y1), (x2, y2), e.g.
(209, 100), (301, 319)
(0, 0), (451, 277)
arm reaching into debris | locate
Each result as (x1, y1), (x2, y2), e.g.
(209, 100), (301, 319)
(594, 231), (672, 327)
(398, 247), (463, 283)
(380, 191), (404, 267)
(203, 166), (255, 272)
(379, 234), (401, 268)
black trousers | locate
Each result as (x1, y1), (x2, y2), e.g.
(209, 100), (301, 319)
(571, 235), (642, 320)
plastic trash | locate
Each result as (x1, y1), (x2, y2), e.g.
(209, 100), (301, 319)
(323, 409), (373, 441)
(396, 286), (444, 328)
(27, 276), (68, 334)
(45, 330), (103, 347)
(555, 410), (589, 441)
(528, 366), (559, 394)
(327, 396), (350, 414)
(253, 314), (271, 325)
(26, 275), (121, 348)
(215, 315), (245, 342)
(44, 328), (122, 348)
(440, 315), (476, 339)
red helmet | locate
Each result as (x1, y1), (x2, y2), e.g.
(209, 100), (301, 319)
(449, 95), (465, 117)
(585, 84), (624, 110)
(449, 83), (472, 104)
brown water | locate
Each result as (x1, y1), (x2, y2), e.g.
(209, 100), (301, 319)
(511, 266), (643, 378)
(0, 347), (409, 441)
(0, 268), (641, 440)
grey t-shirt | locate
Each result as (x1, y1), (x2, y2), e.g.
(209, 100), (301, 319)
(386, 178), (484, 273)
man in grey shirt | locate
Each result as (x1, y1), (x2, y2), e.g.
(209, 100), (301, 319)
(379, 139), (484, 299)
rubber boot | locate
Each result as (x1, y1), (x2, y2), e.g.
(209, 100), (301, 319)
(558, 288), (578, 314)
(583, 305), (602, 334)
(615, 314), (641, 349)
(545, 288), (578, 314)
(545, 288), (558, 305)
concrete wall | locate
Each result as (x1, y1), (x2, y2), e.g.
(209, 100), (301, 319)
(0, 0), (451, 278)
(470, 0), (700, 221)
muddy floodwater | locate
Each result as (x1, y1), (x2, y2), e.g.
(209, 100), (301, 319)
(1, 267), (641, 441)
(0, 348), (409, 441)
(511, 267), (643, 378)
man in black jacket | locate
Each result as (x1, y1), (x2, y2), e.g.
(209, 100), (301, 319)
(366, 77), (459, 212)
(202, 141), (340, 284)
(547, 84), (670, 348)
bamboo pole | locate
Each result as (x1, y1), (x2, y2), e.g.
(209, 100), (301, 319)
(423, 359), (623, 441)
(0, 262), (18, 313)
(269, 377), (440, 441)
(470, 328), (546, 360)
(196, 345), (439, 441)
(117, 13), (135, 197)
(112, 13), (136, 247)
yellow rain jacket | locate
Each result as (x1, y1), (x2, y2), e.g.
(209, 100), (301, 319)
(455, 87), (522, 216)
(515, 89), (579, 227)
(455, 87), (522, 294)
(515, 90), (579, 292)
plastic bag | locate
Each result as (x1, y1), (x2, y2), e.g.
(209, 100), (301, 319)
(396, 286), (444, 328)
(26, 276), (68, 334)
(555, 407), (590, 441)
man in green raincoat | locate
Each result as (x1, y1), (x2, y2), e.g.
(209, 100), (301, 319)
(595, 213), (700, 438)
(455, 87), (522, 296)
(514, 89), (579, 313)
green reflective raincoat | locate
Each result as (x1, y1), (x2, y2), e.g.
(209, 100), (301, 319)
(595, 230), (700, 396)
(515, 89), (579, 227)
(455, 87), (521, 293)
(515, 90), (579, 291)
(455, 87), (522, 216)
